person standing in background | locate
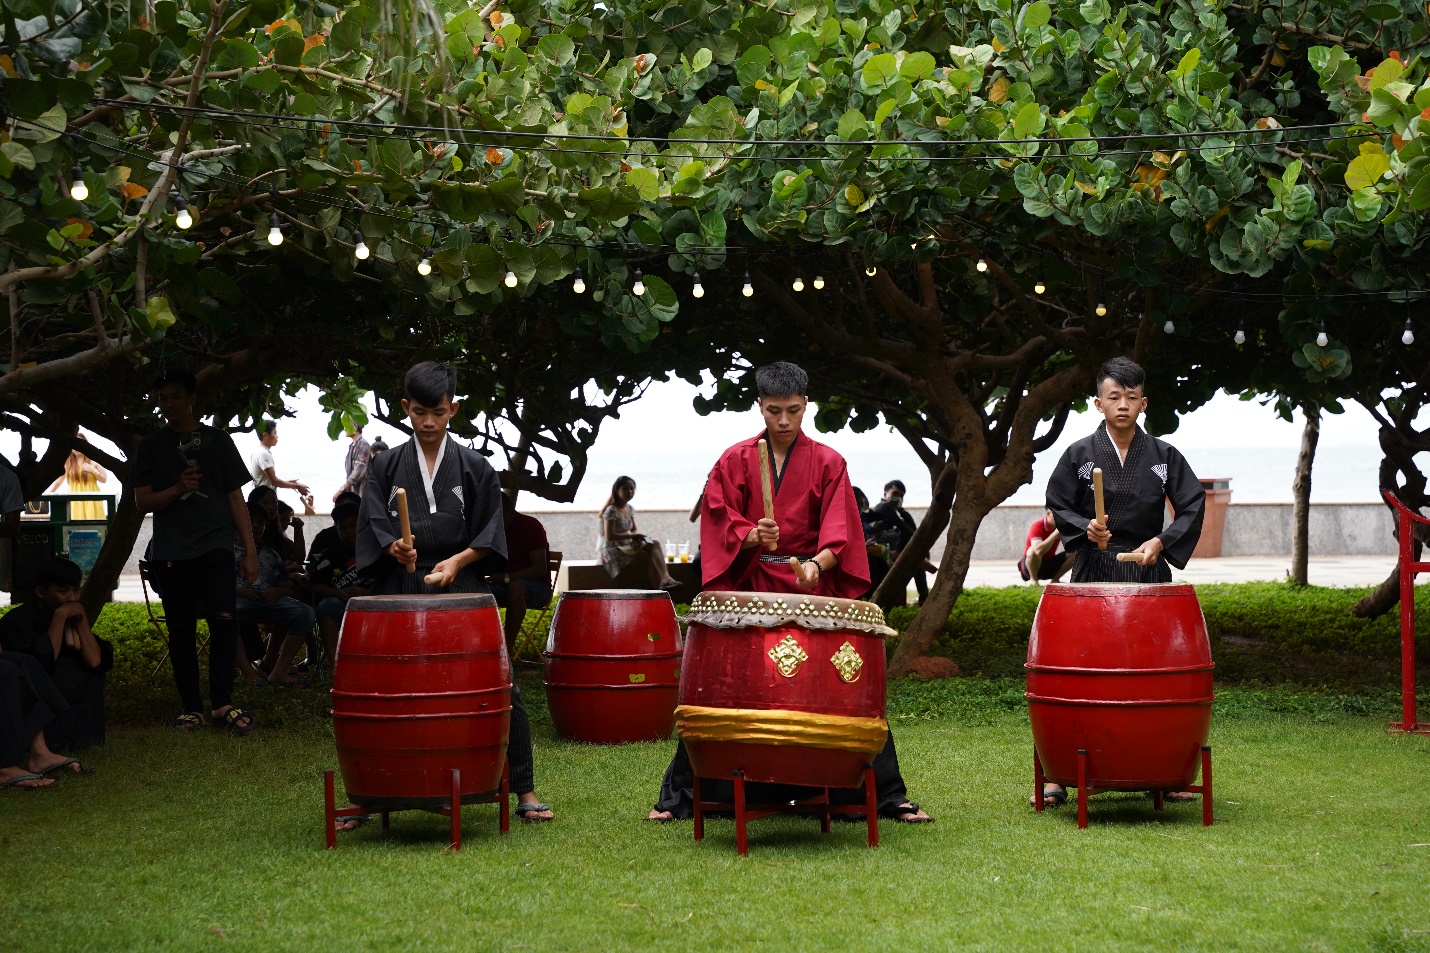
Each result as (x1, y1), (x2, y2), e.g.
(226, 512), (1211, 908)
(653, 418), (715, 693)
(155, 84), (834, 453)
(334, 425), (372, 503)
(48, 432), (108, 521)
(249, 421), (311, 504)
(0, 463), (24, 591)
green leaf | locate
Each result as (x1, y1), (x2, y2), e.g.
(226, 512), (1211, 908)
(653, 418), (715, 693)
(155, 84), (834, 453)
(899, 51), (936, 82)
(146, 296), (176, 330)
(537, 34), (575, 66)
(861, 53), (899, 88)
(244, 69), (284, 93)
(329, 16), (362, 56)
(1408, 172), (1430, 211)
(838, 109), (867, 140)
(273, 33), (304, 66)
(1173, 47), (1200, 77)
(214, 38), (259, 70)
(690, 47), (712, 72)
(874, 98), (897, 126)
(0, 142), (35, 172)
(624, 167), (660, 201)
(1368, 57), (1404, 91)
(1344, 151), (1391, 190)
(1023, 1), (1051, 29)
(1013, 101), (1044, 139)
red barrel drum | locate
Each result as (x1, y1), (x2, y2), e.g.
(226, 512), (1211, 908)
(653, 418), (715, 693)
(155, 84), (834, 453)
(331, 594), (511, 808)
(1026, 582), (1215, 790)
(677, 591), (891, 789)
(544, 590), (682, 744)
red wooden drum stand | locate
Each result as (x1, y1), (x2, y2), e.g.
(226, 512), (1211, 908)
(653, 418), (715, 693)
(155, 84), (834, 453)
(1026, 582), (1216, 828)
(1381, 490), (1430, 734)
(325, 594), (513, 849)
(544, 590), (682, 743)
(678, 591), (893, 855)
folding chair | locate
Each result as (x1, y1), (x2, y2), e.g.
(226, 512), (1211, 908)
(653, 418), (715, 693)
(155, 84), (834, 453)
(511, 550), (562, 663)
(144, 559), (210, 679)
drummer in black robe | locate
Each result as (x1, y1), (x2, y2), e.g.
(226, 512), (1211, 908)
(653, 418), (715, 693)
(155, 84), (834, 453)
(336, 362), (555, 828)
(1038, 355), (1206, 805)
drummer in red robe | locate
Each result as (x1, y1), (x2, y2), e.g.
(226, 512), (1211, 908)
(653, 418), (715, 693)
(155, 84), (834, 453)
(647, 362), (932, 824)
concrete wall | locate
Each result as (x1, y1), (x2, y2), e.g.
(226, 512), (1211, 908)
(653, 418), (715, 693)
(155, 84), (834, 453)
(118, 502), (1397, 572)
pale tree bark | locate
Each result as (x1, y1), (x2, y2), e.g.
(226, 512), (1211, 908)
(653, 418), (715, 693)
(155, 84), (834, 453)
(1289, 405), (1320, 586)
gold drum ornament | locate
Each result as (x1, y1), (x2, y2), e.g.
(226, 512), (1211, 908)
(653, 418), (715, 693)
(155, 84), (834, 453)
(830, 641), (864, 683)
(768, 634), (809, 678)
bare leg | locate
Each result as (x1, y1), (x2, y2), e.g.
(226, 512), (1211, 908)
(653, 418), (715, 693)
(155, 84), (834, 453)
(318, 616), (339, 665)
(26, 729), (80, 776)
(236, 644), (266, 685)
(269, 634), (308, 686)
(504, 584), (528, 655)
(647, 541), (676, 586)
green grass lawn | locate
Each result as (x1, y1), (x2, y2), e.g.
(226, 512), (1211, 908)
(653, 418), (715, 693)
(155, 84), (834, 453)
(3, 676), (1429, 952)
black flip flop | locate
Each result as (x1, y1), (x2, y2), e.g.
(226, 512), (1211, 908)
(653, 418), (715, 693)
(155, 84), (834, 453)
(39, 757), (83, 777)
(515, 802), (555, 823)
(1032, 787), (1068, 808)
(887, 802), (934, 823)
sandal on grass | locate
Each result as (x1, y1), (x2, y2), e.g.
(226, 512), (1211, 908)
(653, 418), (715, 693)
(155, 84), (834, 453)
(1164, 790), (1198, 802)
(172, 711), (205, 731)
(515, 802), (555, 823)
(1031, 787), (1068, 808)
(39, 757), (83, 777)
(1, 772), (50, 790)
(335, 814), (371, 832)
(885, 801), (934, 823)
(212, 706), (255, 736)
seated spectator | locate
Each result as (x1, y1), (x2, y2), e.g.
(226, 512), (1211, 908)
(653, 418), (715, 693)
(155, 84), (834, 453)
(598, 476), (680, 592)
(853, 487), (890, 600)
(1019, 508), (1073, 585)
(309, 491), (361, 559)
(1, 647), (87, 788)
(309, 499), (373, 664)
(277, 500), (307, 564)
(489, 494), (553, 654)
(868, 480), (934, 606)
(234, 502), (315, 688)
(0, 557), (112, 749)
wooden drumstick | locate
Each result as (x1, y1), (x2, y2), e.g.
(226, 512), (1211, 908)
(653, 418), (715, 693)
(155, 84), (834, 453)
(757, 438), (777, 552)
(1116, 552), (1143, 563)
(1092, 467), (1107, 551)
(395, 487), (416, 574)
(424, 572), (445, 585)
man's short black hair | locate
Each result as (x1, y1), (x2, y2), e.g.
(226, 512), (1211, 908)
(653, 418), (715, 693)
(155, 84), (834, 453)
(332, 500), (360, 521)
(34, 557), (82, 589)
(278, 501), (293, 518)
(405, 361), (458, 406)
(258, 420), (277, 436)
(1096, 356), (1146, 395)
(371, 437), (389, 453)
(755, 362), (809, 399)
(350, 424), (363, 434)
(884, 479), (907, 497)
(335, 490), (361, 508)
(154, 368), (197, 395)
(248, 485), (276, 505)
(246, 501), (268, 520)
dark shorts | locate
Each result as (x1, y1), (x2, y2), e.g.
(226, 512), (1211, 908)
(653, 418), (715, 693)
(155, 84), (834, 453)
(1018, 551), (1074, 581)
(490, 580), (552, 610)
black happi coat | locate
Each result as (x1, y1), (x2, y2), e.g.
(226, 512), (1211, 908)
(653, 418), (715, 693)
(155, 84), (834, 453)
(1045, 422), (1205, 583)
(355, 436), (507, 594)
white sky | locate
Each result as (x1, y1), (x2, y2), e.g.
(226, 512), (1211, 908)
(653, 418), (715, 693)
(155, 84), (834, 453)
(6, 374), (1408, 510)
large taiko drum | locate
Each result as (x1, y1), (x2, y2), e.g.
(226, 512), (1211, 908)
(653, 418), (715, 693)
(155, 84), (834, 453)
(331, 594), (511, 808)
(543, 590), (682, 744)
(1026, 582), (1215, 790)
(676, 591), (892, 789)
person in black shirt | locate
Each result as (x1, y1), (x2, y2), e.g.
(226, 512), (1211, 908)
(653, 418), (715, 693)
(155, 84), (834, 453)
(309, 498), (372, 664)
(133, 368), (259, 735)
(0, 557), (112, 748)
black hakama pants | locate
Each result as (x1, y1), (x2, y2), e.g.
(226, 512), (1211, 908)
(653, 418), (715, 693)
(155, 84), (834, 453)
(0, 653), (67, 767)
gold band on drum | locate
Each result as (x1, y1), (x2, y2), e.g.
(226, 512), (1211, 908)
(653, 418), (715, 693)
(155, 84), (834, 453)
(675, 705), (889, 756)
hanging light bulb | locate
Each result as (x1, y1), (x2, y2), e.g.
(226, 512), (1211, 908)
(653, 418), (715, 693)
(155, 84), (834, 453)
(691, 272), (704, 298)
(504, 268), (518, 288)
(632, 268), (645, 295)
(1095, 301), (1107, 317)
(266, 212), (283, 246)
(173, 195), (193, 230)
(353, 230), (370, 260)
(1234, 320), (1246, 346)
(1315, 320), (1328, 348)
(1163, 319), (1175, 335)
(865, 265), (877, 277)
(975, 257), (987, 273)
(1404, 317), (1416, 346)
(1034, 278), (1046, 295)
(572, 268), (586, 294)
(813, 275), (825, 290)
(792, 272), (805, 292)
(417, 257), (432, 276)
(742, 268), (754, 297)
(69, 166), (88, 202)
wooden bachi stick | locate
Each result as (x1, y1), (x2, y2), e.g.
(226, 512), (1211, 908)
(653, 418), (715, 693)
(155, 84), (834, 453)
(424, 572), (445, 585)
(1092, 467), (1107, 552)
(757, 438), (777, 552)
(395, 487), (416, 574)
(1116, 552), (1144, 563)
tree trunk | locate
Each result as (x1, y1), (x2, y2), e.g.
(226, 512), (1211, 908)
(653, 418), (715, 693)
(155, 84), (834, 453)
(81, 481), (142, 621)
(887, 497), (990, 676)
(871, 460), (957, 608)
(1290, 406), (1320, 586)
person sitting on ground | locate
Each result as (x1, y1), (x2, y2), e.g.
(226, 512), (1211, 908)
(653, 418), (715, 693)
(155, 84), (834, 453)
(868, 480), (934, 605)
(1019, 508), (1073, 585)
(310, 491), (361, 558)
(308, 499), (372, 664)
(234, 502), (315, 689)
(598, 476), (680, 592)
(276, 500), (307, 565)
(489, 494), (552, 655)
(134, 367), (258, 735)
(0, 557), (113, 749)
(0, 646), (86, 788)
(249, 420), (311, 504)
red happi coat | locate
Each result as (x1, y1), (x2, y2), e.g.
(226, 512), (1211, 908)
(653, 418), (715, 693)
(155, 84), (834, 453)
(700, 431), (870, 599)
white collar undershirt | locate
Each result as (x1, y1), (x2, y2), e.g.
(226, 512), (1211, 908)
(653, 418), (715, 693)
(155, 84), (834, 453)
(419, 436), (448, 514)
